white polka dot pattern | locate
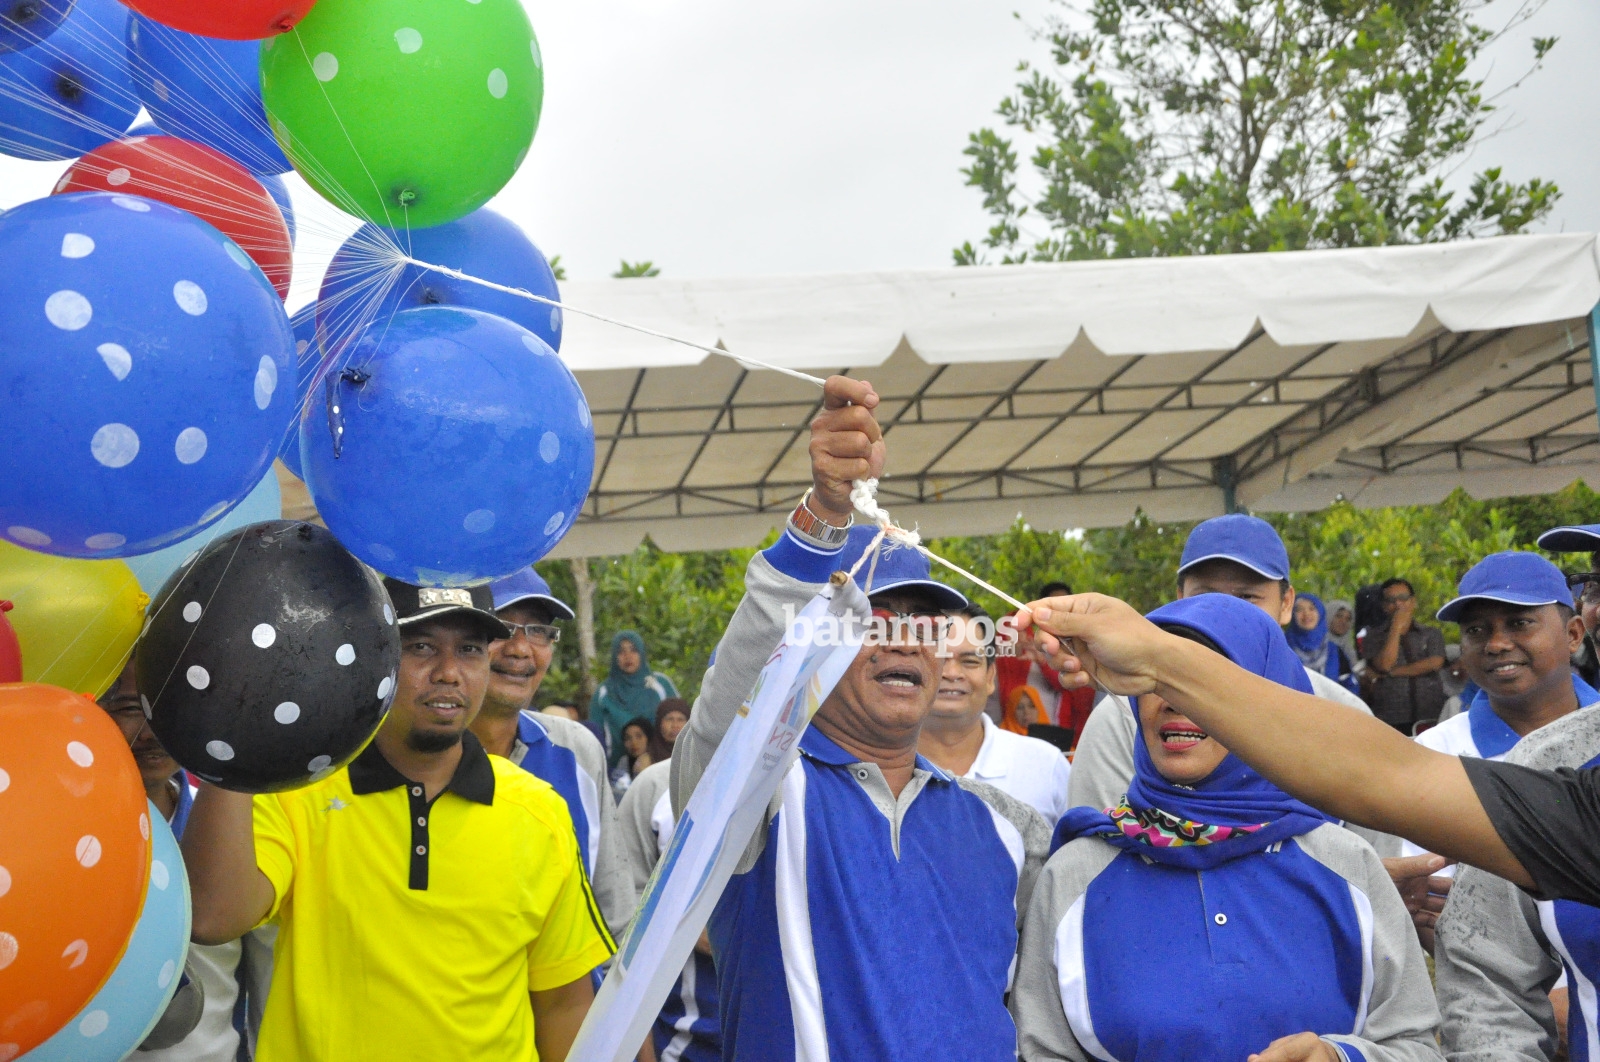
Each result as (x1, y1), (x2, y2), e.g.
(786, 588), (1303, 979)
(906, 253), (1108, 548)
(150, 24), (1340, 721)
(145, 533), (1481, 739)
(60, 233), (94, 258)
(313, 52), (338, 81)
(395, 27), (422, 53)
(66, 741), (93, 768)
(335, 644), (355, 665)
(75, 835), (102, 868)
(183, 601), (202, 622)
(90, 423), (139, 468)
(97, 342), (132, 380)
(205, 740), (234, 761)
(45, 290), (91, 330)
(174, 427), (208, 465)
(252, 623), (277, 648)
(187, 665), (210, 689)
(487, 68), (508, 98)
(172, 280), (207, 316)
(539, 432), (559, 462)
(274, 701), (300, 724)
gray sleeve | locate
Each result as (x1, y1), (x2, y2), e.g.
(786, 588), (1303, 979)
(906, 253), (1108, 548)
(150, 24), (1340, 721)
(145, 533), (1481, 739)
(1011, 840), (1119, 1062)
(615, 760), (671, 897)
(669, 551), (821, 812)
(1434, 865), (1560, 1061)
(544, 714), (638, 937)
(668, 551), (831, 873)
(1065, 695), (1134, 812)
(956, 777), (1052, 922)
(1296, 825), (1444, 1062)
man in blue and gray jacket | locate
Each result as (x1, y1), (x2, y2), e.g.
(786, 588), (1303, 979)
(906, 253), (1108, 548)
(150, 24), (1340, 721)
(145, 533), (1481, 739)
(671, 375), (1051, 1062)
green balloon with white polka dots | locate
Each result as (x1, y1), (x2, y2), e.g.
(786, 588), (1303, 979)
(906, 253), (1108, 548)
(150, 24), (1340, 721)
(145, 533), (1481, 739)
(260, 0), (543, 228)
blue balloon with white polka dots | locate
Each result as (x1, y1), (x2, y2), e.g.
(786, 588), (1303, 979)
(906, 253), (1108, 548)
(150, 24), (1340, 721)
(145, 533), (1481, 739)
(125, 12), (291, 177)
(300, 305), (593, 585)
(316, 206), (562, 360)
(0, 192), (295, 559)
(276, 305), (322, 480)
(24, 799), (192, 1062)
(0, 0), (138, 161)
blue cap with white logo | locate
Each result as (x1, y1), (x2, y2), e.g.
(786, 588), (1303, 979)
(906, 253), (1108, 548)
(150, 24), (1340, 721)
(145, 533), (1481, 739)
(1436, 551), (1574, 623)
(836, 525), (967, 609)
(1537, 525), (1600, 554)
(488, 567), (576, 620)
(1178, 514), (1291, 582)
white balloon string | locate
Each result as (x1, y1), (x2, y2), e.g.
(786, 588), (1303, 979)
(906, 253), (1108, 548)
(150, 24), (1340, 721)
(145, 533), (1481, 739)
(391, 254), (831, 388)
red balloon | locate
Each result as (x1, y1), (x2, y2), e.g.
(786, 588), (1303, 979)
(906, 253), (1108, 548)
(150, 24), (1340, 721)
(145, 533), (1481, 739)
(0, 604), (18, 684)
(118, 0), (317, 40)
(0, 683), (150, 1057)
(54, 135), (293, 300)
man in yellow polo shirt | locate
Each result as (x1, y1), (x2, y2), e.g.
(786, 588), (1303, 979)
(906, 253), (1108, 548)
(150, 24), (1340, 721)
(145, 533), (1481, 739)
(181, 580), (614, 1061)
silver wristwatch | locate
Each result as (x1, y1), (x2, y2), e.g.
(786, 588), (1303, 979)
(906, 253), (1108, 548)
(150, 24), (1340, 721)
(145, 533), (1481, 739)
(788, 488), (853, 548)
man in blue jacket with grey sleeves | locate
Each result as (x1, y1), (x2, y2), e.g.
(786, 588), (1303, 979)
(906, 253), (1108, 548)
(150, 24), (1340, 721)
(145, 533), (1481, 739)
(670, 374), (1051, 1062)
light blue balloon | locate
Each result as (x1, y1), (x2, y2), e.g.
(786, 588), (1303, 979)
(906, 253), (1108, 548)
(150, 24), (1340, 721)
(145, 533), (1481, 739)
(125, 469), (283, 594)
(24, 801), (191, 1062)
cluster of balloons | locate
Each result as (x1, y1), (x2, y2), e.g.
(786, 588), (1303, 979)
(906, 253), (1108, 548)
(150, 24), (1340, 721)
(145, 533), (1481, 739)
(1, 0), (600, 1041)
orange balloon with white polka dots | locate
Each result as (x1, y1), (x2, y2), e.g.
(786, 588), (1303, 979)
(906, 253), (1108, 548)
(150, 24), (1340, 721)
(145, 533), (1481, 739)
(0, 683), (150, 1059)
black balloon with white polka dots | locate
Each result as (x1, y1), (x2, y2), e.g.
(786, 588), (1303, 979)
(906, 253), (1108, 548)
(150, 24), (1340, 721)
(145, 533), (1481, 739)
(137, 520), (400, 793)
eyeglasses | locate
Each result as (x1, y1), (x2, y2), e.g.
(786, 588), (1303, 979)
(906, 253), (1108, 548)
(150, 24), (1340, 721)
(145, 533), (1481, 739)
(869, 607), (950, 645)
(501, 622), (561, 646)
(1567, 573), (1600, 606)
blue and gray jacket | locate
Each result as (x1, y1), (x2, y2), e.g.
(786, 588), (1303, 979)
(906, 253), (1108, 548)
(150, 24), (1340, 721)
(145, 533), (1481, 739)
(1012, 820), (1442, 1061)
(670, 532), (1051, 1062)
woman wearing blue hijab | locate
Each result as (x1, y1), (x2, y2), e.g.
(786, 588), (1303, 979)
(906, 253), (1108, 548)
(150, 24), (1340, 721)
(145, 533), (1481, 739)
(1287, 593), (1361, 696)
(1011, 595), (1440, 1062)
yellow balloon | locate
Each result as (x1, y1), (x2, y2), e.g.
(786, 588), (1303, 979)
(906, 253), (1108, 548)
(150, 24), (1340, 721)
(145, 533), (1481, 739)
(0, 541), (148, 698)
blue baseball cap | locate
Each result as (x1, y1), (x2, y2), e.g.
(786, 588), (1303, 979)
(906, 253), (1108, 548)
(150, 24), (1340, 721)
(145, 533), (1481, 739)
(1537, 525), (1600, 554)
(836, 525), (967, 609)
(1178, 514), (1291, 582)
(1436, 551), (1574, 622)
(488, 567), (575, 620)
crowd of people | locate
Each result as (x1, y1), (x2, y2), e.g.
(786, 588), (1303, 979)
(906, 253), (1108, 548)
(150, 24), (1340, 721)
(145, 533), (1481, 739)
(88, 372), (1600, 1061)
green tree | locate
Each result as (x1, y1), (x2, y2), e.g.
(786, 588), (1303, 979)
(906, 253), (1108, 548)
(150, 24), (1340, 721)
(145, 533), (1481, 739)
(958, 0), (1559, 264)
(534, 536), (768, 708)
(613, 260), (661, 278)
(927, 481), (1600, 633)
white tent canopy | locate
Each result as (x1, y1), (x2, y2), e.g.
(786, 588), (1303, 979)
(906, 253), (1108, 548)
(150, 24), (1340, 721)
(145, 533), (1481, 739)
(279, 234), (1600, 558)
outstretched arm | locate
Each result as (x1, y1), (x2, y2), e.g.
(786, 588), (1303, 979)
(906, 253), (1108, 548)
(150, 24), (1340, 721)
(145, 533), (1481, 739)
(1019, 594), (1532, 889)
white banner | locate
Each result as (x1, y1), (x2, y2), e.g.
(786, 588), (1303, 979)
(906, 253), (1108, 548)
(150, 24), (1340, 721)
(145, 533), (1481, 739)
(570, 575), (868, 1062)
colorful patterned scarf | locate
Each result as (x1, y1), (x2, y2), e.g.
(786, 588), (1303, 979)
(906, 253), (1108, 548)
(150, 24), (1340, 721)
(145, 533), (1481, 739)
(1106, 797), (1267, 848)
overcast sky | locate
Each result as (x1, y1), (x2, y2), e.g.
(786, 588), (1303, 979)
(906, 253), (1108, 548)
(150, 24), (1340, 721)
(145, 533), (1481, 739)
(1, 0), (1594, 286)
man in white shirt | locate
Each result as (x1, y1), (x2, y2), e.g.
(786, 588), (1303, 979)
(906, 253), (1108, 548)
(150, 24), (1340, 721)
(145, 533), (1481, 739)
(919, 603), (1072, 824)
